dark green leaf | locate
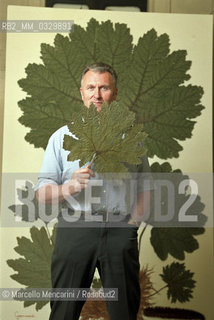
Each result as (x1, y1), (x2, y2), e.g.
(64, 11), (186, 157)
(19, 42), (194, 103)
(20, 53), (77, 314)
(7, 226), (56, 309)
(17, 21), (204, 159)
(160, 262), (196, 303)
(147, 162), (206, 260)
(63, 102), (147, 173)
(150, 227), (204, 261)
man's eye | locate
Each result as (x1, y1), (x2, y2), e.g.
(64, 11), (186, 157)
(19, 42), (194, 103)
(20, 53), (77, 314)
(101, 86), (109, 91)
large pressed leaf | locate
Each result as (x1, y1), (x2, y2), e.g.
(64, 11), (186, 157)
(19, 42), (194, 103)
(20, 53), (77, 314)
(120, 29), (203, 158)
(63, 102), (147, 173)
(147, 162), (206, 260)
(160, 262), (196, 303)
(150, 227), (204, 261)
(7, 226), (56, 310)
(18, 20), (204, 159)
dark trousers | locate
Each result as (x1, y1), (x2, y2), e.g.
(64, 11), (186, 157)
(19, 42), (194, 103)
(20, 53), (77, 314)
(49, 220), (140, 320)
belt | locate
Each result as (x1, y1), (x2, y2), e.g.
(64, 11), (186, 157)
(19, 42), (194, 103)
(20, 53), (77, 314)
(61, 208), (130, 223)
(92, 210), (109, 222)
(87, 211), (130, 223)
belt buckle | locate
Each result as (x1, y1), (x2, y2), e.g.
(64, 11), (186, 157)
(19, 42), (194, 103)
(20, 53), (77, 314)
(92, 210), (109, 222)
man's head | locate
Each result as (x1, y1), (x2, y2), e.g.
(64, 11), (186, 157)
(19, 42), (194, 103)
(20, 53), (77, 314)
(80, 62), (118, 112)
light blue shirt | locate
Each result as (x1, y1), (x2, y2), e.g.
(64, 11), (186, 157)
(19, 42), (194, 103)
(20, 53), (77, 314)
(35, 125), (153, 216)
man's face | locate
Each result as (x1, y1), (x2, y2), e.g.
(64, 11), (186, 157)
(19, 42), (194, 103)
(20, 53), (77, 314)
(80, 70), (118, 112)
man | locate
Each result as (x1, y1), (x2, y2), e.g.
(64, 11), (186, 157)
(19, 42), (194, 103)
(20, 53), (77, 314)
(35, 62), (152, 320)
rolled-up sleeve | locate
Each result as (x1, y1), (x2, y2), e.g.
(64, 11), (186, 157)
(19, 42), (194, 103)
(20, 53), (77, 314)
(34, 130), (63, 191)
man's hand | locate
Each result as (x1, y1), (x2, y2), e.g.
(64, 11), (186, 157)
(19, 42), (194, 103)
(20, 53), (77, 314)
(63, 165), (95, 197)
(36, 164), (95, 204)
(127, 218), (141, 228)
(128, 190), (152, 228)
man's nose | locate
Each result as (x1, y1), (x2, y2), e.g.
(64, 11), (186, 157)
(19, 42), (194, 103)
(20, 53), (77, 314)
(94, 87), (101, 98)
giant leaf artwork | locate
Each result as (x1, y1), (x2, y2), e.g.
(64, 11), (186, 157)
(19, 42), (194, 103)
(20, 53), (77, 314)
(7, 226), (55, 310)
(18, 19), (204, 158)
(160, 262), (196, 303)
(63, 102), (147, 173)
(148, 162), (206, 260)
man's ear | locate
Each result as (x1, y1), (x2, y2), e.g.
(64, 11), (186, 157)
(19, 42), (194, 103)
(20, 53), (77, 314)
(80, 87), (83, 100)
(113, 88), (118, 100)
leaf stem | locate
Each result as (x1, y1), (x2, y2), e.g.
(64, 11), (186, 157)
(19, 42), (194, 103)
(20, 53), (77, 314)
(138, 223), (148, 252)
(45, 223), (54, 246)
(147, 285), (168, 298)
(89, 152), (97, 166)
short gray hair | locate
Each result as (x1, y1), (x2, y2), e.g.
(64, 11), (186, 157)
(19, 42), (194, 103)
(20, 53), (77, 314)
(81, 62), (118, 88)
